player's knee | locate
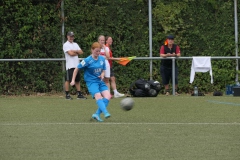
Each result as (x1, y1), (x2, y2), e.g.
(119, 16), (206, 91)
(102, 90), (111, 100)
(94, 93), (102, 100)
(105, 94), (111, 100)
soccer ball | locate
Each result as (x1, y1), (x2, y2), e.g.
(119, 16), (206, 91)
(120, 98), (134, 111)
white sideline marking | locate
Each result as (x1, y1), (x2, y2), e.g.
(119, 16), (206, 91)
(0, 122), (240, 126)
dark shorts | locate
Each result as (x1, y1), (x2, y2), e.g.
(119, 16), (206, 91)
(65, 68), (80, 82)
(110, 67), (115, 77)
(160, 66), (178, 85)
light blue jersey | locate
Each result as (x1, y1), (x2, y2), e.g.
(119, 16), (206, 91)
(77, 55), (106, 83)
(77, 55), (108, 97)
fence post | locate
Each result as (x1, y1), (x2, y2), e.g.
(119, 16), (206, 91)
(172, 58), (176, 95)
(61, 0), (65, 92)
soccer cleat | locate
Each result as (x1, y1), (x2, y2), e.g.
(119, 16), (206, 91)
(165, 92), (170, 96)
(114, 92), (125, 98)
(66, 95), (73, 100)
(104, 112), (111, 119)
(92, 114), (103, 122)
(77, 93), (87, 99)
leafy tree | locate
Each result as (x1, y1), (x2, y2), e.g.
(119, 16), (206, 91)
(0, 0), (239, 95)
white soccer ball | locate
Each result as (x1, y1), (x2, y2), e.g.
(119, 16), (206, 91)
(120, 98), (134, 111)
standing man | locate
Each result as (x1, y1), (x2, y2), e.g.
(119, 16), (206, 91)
(63, 31), (87, 100)
(160, 35), (181, 96)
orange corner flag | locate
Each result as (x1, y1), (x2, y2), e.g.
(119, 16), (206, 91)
(116, 56), (136, 66)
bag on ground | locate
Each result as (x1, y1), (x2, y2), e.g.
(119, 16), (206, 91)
(129, 79), (161, 97)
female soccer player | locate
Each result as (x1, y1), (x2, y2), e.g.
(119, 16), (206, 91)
(70, 42), (111, 122)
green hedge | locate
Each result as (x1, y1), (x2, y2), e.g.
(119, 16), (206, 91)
(0, 0), (239, 95)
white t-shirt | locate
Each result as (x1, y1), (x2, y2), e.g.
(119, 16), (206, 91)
(100, 47), (110, 78)
(63, 41), (81, 70)
(100, 47), (109, 58)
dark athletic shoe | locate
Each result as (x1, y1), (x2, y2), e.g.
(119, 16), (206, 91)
(77, 93), (87, 99)
(66, 95), (73, 100)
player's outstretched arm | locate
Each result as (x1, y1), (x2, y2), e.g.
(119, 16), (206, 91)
(99, 70), (105, 80)
(70, 68), (79, 86)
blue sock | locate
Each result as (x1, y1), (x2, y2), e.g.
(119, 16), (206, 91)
(103, 98), (109, 108)
(96, 99), (108, 114)
(95, 107), (101, 115)
(98, 98), (109, 114)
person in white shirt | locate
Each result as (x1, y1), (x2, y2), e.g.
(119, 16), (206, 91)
(63, 31), (87, 100)
(98, 35), (111, 90)
(105, 36), (125, 98)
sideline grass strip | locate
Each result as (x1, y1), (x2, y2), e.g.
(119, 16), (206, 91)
(1, 95), (240, 160)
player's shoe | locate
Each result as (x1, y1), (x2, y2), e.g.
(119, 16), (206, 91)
(104, 112), (111, 119)
(165, 92), (170, 96)
(66, 95), (73, 100)
(77, 93), (87, 99)
(92, 114), (103, 122)
(114, 92), (125, 98)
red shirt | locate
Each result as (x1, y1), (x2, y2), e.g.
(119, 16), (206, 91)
(160, 45), (180, 55)
(106, 44), (113, 68)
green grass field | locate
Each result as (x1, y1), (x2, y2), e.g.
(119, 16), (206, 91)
(0, 94), (240, 160)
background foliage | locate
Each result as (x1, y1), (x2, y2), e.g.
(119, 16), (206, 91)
(0, 0), (239, 95)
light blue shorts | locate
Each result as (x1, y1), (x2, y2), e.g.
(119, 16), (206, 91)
(86, 81), (108, 98)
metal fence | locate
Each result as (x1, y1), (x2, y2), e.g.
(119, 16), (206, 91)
(1, 56), (240, 95)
